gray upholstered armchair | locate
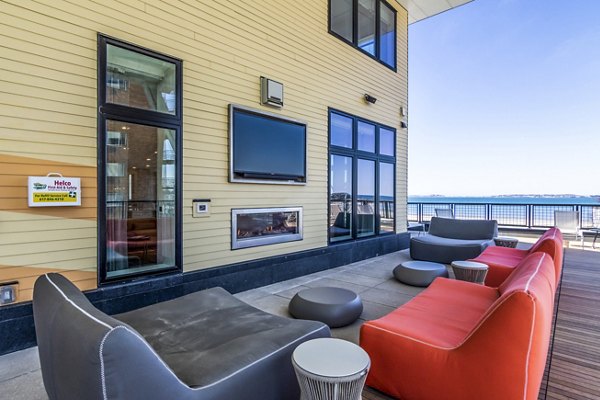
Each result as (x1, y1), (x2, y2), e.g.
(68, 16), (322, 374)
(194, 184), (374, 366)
(410, 217), (498, 263)
(33, 273), (329, 400)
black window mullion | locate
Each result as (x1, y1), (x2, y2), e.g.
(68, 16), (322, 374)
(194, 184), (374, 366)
(100, 103), (181, 126)
(328, 0), (332, 33)
(355, 151), (378, 161)
(375, 160), (380, 235)
(375, 0), (380, 60)
(375, 125), (381, 156)
(97, 113), (108, 284)
(375, 126), (380, 234)
(351, 154), (358, 239)
(392, 161), (396, 233)
(330, 146), (356, 157)
(351, 116), (358, 239)
(392, 3), (397, 69)
(352, 0), (358, 46)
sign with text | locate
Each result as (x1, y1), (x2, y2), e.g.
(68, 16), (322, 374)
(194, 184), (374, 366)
(28, 176), (81, 207)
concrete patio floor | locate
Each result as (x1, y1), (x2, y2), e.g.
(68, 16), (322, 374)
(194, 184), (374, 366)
(0, 249), (424, 400)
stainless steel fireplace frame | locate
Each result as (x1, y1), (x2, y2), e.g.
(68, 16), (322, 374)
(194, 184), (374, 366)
(231, 207), (303, 250)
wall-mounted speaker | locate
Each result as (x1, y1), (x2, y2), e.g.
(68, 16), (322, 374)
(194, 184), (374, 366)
(260, 77), (284, 108)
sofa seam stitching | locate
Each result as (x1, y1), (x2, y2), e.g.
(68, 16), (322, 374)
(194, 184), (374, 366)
(523, 295), (536, 400)
(44, 274), (112, 330)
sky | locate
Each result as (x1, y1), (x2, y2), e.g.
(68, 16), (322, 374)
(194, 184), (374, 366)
(408, 0), (600, 196)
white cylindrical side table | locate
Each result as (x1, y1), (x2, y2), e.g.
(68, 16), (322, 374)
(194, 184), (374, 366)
(451, 260), (489, 284)
(292, 338), (370, 400)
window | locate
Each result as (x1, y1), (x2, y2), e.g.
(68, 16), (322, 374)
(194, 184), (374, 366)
(357, 0), (376, 56)
(329, 0), (397, 69)
(328, 109), (396, 242)
(98, 35), (182, 283)
(330, 0), (353, 42)
(379, 2), (396, 67)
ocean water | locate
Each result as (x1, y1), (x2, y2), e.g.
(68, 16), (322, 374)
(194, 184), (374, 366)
(408, 196), (600, 205)
(407, 196), (600, 227)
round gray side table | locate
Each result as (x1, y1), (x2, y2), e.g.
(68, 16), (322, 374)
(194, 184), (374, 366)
(292, 338), (370, 400)
(451, 260), (489, 284)
(289, 287), (363, 328)
(393, 260), (448, 287)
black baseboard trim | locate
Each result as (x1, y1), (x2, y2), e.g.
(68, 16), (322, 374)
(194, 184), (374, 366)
(0, 232), (409, 355)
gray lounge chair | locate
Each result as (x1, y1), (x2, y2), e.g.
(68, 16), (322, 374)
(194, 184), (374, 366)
(33, 273), (330, 400)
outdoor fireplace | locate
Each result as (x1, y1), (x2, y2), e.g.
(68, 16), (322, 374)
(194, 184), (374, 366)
(231, 207), (303, 249)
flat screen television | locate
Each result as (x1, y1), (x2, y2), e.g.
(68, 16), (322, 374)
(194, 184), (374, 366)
(229, 104), (307, 184)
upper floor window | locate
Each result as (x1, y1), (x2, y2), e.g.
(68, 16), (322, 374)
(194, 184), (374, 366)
(329, 0), (397, 70)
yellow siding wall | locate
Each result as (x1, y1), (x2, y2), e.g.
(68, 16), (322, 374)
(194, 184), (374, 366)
(0, 0), (408, 300)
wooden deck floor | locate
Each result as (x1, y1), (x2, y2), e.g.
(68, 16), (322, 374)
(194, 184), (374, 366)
(544, 247), (600, 399)
(362, 246), (600, 400)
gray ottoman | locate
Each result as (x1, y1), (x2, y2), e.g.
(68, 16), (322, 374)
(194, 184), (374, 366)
(393, 261), (448, 287)
(289, 287), (363, 328)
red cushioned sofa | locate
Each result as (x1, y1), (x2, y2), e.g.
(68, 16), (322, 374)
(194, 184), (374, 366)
(360, 252), (557, 400)
(470, 227), (563, 287)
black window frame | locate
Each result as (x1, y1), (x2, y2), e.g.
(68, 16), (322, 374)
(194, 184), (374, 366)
(328, 0), (397, 71)
(97, 34), (183, 285)
(328, 108), (396, 244)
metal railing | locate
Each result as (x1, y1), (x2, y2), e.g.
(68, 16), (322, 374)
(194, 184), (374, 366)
(408, 202), (600, 229)
(107, 200), (176, 219)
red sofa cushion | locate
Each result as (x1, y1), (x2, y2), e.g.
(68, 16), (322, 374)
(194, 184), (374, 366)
(366, 278), (498, 348)
(474, 246), (529, 287)
(470, 227), (563, 287)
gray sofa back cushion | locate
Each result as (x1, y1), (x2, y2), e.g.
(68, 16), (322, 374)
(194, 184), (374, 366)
(33, 273), (120, 400)
(428, 217), (498, 240)
(33, 273), (194, 400)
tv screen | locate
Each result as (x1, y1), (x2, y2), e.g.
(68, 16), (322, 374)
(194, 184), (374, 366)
(230, 105), (307, 183)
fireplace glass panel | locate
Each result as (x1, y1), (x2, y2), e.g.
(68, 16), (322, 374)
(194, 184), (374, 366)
(232, 208), (303, 249)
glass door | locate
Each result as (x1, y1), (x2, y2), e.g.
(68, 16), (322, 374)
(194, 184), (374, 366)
(105, 120), (176, 279)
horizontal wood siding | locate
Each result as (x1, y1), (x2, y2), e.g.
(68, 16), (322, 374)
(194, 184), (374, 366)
(0, 154), (97, 300)
(0, 0), (408, 295)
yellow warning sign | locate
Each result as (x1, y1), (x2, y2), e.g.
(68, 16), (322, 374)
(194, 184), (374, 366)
(33, 192), (78, 203)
